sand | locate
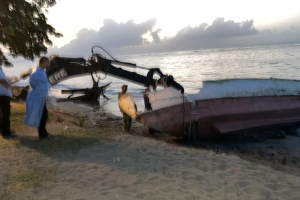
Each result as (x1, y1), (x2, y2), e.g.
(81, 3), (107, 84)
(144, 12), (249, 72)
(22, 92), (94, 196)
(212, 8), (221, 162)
(41, 135), (300, 200)
(1, 94), (300, 199)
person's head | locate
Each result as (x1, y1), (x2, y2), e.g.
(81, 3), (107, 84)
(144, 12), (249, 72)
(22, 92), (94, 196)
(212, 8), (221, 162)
(145, 88), (150, 93)
(39, 56), (50, 70)
(121, 84), (128, 92)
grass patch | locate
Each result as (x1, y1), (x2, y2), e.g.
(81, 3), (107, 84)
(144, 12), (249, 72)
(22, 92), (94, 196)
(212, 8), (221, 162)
(0, 138), (21, 149)
(79, 116), (85, 127)
(0, 102), (124, 199)
(0, 166), (57, 200)
(0, 127), (123, 153)
(9, 102), (27, 123)
(2, 103), (123, 154)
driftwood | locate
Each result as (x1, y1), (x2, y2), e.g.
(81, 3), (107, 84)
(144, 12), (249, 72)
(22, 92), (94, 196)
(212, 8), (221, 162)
(57, 70), (111, 102)
(13, 86), (29, 100)
(58, 82), (111, 102)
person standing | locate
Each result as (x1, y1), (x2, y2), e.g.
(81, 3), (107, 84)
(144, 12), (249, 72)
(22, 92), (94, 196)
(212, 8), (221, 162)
(0, 56), (16, 138)
(118, 84), (132, 132)
(143, 88), (152, 111)
(24, 57), (50, 139)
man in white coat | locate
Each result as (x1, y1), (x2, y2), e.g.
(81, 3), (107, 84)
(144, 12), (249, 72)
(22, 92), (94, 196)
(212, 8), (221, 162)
(24, 57), (50, 139)
(0, 55), (17, 138)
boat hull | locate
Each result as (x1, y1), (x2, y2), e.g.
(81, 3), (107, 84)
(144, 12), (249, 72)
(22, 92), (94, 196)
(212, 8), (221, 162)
(139, 95), (300, 137)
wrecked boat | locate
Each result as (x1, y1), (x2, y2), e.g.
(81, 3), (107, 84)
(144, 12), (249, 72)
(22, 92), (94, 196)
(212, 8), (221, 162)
(134, 79), (300, 137)
(21, 46), (300, 137)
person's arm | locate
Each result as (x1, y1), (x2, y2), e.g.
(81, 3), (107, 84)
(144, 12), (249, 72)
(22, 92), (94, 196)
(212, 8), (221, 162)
(6, 76), (19, 83)
(0, 78), (10, 88)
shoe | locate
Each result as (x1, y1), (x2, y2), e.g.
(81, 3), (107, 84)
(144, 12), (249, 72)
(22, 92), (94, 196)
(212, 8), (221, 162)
(2, 132), (18, 139)
(39, 132), (50, 139)
(39, 135), (48, 139)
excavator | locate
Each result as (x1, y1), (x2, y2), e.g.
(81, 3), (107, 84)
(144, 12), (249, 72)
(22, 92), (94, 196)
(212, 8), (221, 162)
(46, 46), (184, 94)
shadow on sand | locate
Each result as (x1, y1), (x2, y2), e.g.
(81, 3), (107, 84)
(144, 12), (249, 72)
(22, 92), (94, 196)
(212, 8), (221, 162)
(17, 126), (300, 177)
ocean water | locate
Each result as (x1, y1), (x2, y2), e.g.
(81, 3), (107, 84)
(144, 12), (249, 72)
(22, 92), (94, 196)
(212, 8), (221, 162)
(11, 42), (300, 116)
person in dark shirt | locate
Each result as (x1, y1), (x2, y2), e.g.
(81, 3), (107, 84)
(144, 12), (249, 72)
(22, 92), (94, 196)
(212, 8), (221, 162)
(143, 88), (152, 111)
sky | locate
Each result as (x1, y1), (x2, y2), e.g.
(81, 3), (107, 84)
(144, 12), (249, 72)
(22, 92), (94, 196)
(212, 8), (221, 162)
(42, 0), (300, 57)
(3, 0), (300, 72)
(46, 0), (300, 48)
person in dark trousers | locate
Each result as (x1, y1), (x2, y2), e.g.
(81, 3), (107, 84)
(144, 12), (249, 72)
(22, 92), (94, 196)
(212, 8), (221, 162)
(143, 88), (152, 111)
(0, 55), (17, 138)
(24, 57), (50, 139)
(118, 84), (132, 132)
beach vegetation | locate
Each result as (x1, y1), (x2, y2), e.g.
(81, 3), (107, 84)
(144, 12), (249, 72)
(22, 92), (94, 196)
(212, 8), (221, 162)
(0, 0), (62, 67)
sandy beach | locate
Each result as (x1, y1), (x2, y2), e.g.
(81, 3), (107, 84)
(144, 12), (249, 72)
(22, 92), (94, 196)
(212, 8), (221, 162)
(0, 88), (300, 199)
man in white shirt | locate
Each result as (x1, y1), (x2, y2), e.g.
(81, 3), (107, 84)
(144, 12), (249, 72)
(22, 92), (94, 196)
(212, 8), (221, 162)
(0, 55), (16, 138)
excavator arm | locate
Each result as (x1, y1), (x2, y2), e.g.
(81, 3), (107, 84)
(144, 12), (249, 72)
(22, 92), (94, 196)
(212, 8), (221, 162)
(45, 47), (184, 94)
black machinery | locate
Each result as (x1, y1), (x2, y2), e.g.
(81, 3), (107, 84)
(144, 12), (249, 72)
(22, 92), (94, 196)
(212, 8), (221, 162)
(46, 46), (184, 94)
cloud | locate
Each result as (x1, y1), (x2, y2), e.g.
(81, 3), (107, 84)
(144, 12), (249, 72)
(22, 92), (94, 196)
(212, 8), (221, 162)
(291, 25), (298, 30)
(98, 19), (156, 47)
(50, 19), (157, 57)
(151, 29), (161, 43)
(135, 18), (259, 52)
(5, 16), (300, 74)
(206, 18), (257, 37)
(49, 17), (300, 56)
(54, 28), (98, 56)
(175, 18), (257, 40)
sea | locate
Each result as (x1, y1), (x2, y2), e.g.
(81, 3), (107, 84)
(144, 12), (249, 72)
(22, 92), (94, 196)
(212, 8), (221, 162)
(8, 42), (300, 116)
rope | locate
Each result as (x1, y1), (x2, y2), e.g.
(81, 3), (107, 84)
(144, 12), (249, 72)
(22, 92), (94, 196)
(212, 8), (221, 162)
(183, 95), (193, 140)
(93, 69), (107, 81)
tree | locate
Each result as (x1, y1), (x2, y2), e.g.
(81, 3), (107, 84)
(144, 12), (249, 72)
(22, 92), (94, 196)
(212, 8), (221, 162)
(0, 0), (62, 67)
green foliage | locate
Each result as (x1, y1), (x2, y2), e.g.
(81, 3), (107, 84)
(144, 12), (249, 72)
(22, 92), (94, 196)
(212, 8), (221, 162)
(0, 0), (62, 67)
(79, 116), (85, 127)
